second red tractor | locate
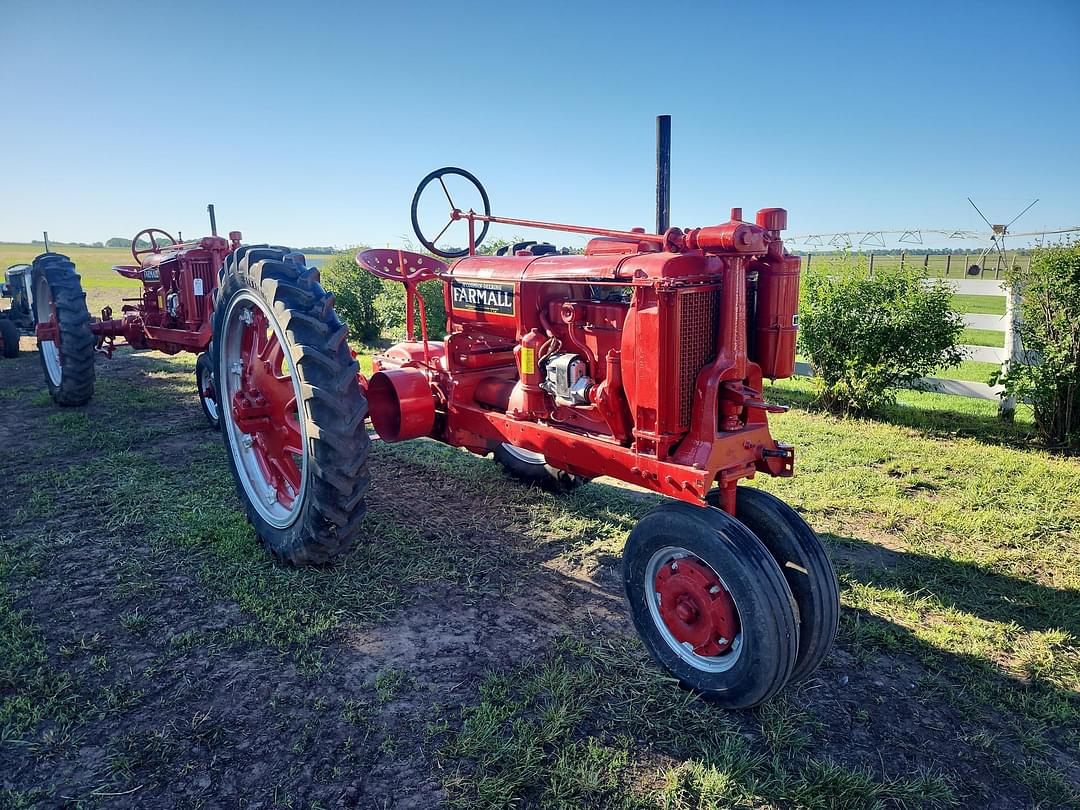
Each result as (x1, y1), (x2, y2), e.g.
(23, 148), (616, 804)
(29, 207), (243, 427)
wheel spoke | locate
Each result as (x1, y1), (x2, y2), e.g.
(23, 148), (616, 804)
(263, 333), (285, 369)
(431, 218), (455, 247)
(437, 175), (456, 210)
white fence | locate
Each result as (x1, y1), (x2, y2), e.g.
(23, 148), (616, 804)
(795, 277), (1023, 406)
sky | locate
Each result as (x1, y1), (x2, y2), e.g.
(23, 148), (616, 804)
(1, 0), (1078, 252)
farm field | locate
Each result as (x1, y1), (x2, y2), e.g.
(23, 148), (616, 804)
(1, 244), (144, 317)
(1, 314), (1077, 806)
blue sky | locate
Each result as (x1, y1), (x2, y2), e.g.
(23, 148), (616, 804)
(1, 0), (1077, 251)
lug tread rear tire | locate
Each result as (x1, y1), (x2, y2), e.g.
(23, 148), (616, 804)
(214, 249), (370, 566)
(31, 253), (95, 406)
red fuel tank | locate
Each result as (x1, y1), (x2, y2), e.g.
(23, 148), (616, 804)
(753, 253), (800, 379)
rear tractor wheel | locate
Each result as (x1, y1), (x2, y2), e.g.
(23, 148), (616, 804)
(196, 351), (220, 430)
(31, 253), (95, 405)
(0, 317), (18, 358)
(623, 500), (799, 709)
(707, 487), (839, 682)
(492, 442), (585, 491)
(213, 246), (371, 565)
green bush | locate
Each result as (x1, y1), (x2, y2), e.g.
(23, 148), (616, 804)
(798, 255), (964, 414)
(318, 249), (448, 344)
(318, 250), (381, 342)
(998, 242), (1080, 449)
(375, 279), (448, 341)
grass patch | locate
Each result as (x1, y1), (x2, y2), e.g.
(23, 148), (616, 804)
(951, 294), (1005, 316)
(437, 638), (957, 809)
(931, 358), (1001, 384)
(3, 342), (1076, 805)
(0, 537), (83, 739)
(959, 327), (1004, 348)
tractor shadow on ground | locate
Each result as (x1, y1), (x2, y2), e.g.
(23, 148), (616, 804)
(824, 532), (1080, 638)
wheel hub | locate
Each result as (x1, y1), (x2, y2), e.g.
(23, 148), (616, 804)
(654, 557), (739, 656)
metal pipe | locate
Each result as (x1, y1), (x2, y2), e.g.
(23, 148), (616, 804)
(456, 210), (666, 244)
(207, 204), (218, 237)
(656, 115), (671, 234)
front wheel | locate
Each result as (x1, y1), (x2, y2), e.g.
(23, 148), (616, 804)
(196, 351), (220, 430)
(491, 442), (584, 491)
(31, 253), (95, 405)
(623, 500), (799, 709)
(0, 318), (18, 358)
(213, 245), (371, 565)
(707, 487), (839, 682)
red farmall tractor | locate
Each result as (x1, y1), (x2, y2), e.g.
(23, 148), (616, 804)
(30, 207), (243, 427)
(211, 137), (839, 708)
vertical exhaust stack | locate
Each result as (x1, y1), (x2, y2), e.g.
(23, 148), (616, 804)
(656, 115), (671, 234)
(207, 204), (218, 237)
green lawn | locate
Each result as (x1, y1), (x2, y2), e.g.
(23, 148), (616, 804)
(960, 327), (1005, 348)
(806, 253), (1021, 281)
(934, 359), (1001, 384)
(951, 294), (1006, 316)
(2, 294), (1076, 805)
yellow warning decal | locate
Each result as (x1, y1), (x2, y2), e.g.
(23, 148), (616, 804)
(520, 346), (535, 375)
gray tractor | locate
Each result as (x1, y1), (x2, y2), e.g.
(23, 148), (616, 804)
(1, 263), (35, 358)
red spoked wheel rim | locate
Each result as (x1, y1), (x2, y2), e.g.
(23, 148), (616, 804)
(32, 274), (63, 387)
(645, 546), (743, 672)
(219, 291), (307, 528)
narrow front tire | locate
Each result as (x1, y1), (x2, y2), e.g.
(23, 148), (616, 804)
(196, 351), (220, 430)
(492, 442), (584, 491)
(623, 500), (799, 709)
(709, 487), (839, 682)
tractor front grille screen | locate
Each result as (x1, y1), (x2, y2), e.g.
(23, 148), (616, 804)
(677, 288), (719, 429)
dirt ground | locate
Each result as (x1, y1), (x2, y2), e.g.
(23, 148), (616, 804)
(1, 343), (1077, 809)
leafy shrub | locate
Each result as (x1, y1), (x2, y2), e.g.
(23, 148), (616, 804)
(318, 249), (448, 343)
(997, 242), (1080, 449)
(318, 250), (381, 342)
(374, 279), (448, 341)
(798, 256), (964, 414)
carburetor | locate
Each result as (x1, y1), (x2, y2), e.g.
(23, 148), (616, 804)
(540, 353), (592, 405)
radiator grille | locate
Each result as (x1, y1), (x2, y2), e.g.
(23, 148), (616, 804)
(677, 288), (719, 429)
(189, 259), (214, 318)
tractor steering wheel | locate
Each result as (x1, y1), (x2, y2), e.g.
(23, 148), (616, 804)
(131, 228), (179, 263)
(410, 167), (491, 258)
